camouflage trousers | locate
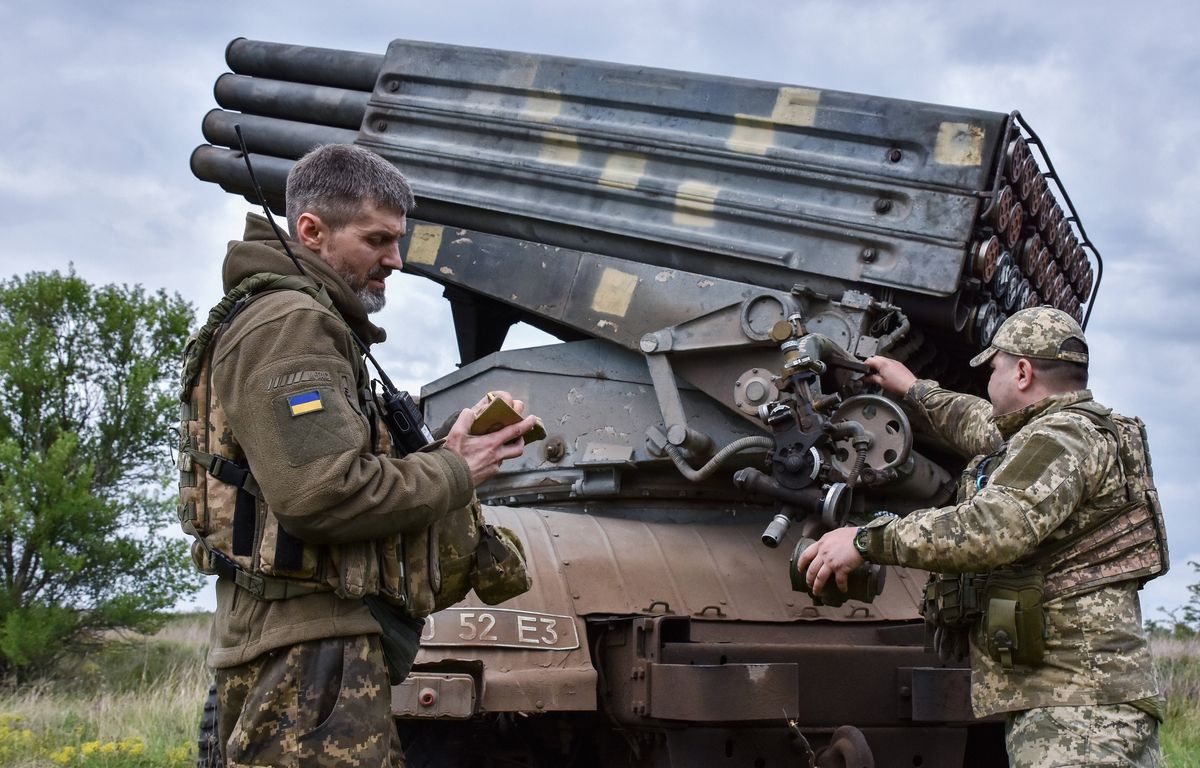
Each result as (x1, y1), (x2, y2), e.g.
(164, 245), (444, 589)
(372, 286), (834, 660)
(215, 634), (405, 768)
(1005, 704), (1162, 767)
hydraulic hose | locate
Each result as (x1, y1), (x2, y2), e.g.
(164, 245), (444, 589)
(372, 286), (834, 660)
(665, 436), (774, 482)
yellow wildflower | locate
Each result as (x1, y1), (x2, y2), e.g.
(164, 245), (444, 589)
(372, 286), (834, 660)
(99, 740), (118, 754)
(118, 737), (146, 755)
(49, 745), (77, 765)
(81, 740), (101, 756)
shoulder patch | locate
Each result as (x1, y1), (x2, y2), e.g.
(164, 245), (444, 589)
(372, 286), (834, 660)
(989, 434), (1065, 490)
(287, 390), (324, 416)
(271, 385), (359, 467)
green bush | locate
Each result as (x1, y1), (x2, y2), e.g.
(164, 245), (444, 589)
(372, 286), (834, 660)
(0, 270), (199, 678)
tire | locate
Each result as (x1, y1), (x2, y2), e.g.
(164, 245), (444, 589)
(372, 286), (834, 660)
(197, 681), (223, 768)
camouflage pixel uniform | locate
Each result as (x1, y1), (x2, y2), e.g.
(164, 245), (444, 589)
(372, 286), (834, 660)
(216, 635), (404, 767)
(861, 308), (1164, 767)
(200, 214), (477, 767)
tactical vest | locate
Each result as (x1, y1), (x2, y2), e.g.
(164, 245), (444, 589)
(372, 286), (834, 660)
(1032, 402), (1169, 600)
(952, 400), (1168, 599)
(924, 401), (1168, 668)
(176, 273), (495, 617)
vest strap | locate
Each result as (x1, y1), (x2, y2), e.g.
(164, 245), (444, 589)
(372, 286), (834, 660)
(185, 448), (263, 499)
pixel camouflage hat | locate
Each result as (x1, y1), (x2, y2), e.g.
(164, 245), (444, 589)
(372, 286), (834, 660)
(969, 306), (1089, 368)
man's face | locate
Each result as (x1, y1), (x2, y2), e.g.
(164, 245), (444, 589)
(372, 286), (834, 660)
(986, 352), (1021, 416)
(319, 202), (407, 313)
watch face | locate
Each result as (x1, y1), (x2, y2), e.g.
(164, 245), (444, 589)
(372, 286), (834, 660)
(854, 528), (869, 554)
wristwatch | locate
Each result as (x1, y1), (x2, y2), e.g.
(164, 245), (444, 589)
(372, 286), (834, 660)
(854, 513), (897, 559)
(853, 526), (871, 557)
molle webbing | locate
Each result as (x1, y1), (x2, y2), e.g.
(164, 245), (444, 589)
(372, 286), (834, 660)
(1040, 503), (1161, 600)
(178, 272), (342, 601)
(1033, 403), (1168, 600)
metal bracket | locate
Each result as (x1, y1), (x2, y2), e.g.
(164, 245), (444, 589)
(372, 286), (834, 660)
(641, 348), (713, 455)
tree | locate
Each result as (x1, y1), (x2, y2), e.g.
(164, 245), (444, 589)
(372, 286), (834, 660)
(1146, 560), (1200, 638)
(0, 268), (198, 676)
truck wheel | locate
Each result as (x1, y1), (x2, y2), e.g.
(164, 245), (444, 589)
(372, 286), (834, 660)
(197, 682), (223, 768)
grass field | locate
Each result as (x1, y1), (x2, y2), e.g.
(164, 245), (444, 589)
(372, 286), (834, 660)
(1154, 635), (1200, 766)
(0, 615), (1194, 766)
(0, 614), (210, 767)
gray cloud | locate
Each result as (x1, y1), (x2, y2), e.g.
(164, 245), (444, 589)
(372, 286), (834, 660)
(3, 0), (1196, 619)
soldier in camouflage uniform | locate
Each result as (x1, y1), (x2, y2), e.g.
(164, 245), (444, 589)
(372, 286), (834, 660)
(797, 307), (1165, 768)
(194, 145), (538, 767)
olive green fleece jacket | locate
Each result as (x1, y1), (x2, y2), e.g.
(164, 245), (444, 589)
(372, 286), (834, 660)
(206, 213), (473, 668)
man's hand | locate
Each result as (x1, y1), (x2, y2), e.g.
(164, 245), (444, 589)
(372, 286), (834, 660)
(864, 356), (917, 398)
(444, 397), (538, 487)
(795, 526), (864, 596)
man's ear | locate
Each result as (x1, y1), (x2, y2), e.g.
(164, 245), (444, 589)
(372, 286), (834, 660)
(295, 212), (326, 251)
(1014, 357), (1035, 391)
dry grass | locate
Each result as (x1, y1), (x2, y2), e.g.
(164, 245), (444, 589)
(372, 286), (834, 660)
(0, 613), (212, 767)
(0, 614), (1192, 766)
(1154, 635), (1200, 766)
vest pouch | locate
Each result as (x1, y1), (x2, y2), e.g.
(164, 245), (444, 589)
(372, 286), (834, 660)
(404, 527), (435, 618)
(377, 536), (406, 605)
(330, 540), (379, 599)
(430, 502), (483, 614)
(921, 572), (983, 629)
(982, 566), (1046, 669)
(471, 524), (532, 605)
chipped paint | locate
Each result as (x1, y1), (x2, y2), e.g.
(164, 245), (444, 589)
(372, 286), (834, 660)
(672, 180), (719, 229)
(697, 279), (715, 288)
(747, 664), (769, 684)
(591, 267), (638, 317)
(726, 87), (819, 154)
(407, 225), (442, 266)
(772, 87), (820, 127)
(934, 122), (985, 166)
(596, 319), (619, 332)
(451, 237), (472, 246)
(599, 152), (647, 190)
(439, 266), (455, 276)
(566, 388), (584, 405)
(727, 115), (774, 156)
(654, 270), (676, 283)
(539, 131), (581, 166)
(521, 93), (564, 122)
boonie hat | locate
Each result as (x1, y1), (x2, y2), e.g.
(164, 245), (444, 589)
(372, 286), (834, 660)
(969, 306), (1088, 368)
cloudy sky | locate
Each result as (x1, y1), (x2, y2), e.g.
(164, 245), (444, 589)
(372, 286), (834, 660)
(2, 1), (1196, 619)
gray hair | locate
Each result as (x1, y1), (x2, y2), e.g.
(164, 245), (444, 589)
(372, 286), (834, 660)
(285, 144), (415, 235)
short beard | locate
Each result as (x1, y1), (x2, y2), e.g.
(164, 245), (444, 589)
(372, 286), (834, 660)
(357, 285), (386, 314)
(332, 264), (389, 314)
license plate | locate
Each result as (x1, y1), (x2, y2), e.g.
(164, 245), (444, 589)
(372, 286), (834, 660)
(421, 607), (580, 651)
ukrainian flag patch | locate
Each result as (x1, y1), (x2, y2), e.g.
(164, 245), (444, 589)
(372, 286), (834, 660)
(287, 390), (324, 417)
